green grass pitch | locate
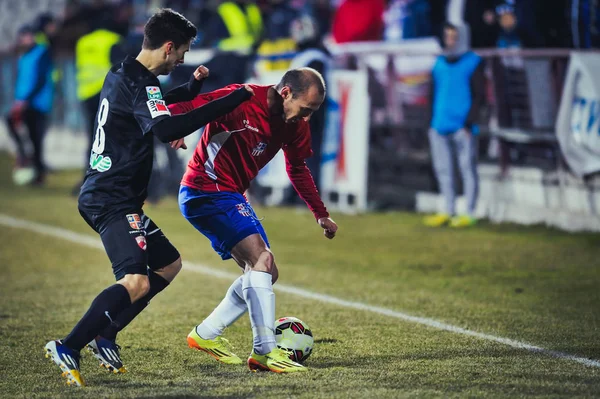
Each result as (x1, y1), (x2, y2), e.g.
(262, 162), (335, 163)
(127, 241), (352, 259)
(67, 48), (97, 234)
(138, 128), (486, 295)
(0, 153), (599, 398)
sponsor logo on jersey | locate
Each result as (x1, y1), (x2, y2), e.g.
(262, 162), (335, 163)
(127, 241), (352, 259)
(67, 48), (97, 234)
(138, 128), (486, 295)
(89, 152), (112, 172)
(236, 203), (252, 217)
(135, 235), (147, 250)
(147, 99), (171, 118)
(251, 142), (267, 156)
(243, 119), (259, 133)
(126, 214), (143, 230)
(146, 86), (162, 100)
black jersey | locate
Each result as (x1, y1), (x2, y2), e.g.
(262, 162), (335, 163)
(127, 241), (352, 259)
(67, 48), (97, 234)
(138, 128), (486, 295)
(78, 56), (171, 215)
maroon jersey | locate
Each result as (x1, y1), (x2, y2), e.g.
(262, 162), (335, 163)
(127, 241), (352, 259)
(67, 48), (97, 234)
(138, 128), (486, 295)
(169, 84), (328, 220)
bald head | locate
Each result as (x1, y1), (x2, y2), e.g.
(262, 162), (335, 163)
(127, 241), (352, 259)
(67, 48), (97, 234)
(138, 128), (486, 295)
(275, 68), (326, 123)
(276, 67), (326, 99)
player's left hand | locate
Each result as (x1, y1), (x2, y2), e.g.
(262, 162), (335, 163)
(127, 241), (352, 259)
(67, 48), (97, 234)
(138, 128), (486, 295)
(193, 65), (209, 80)
(170, 138), (187, 150)
(318, 217), (338, 239)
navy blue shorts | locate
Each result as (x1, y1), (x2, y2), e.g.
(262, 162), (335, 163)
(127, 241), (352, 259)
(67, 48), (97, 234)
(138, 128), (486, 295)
(178, 186), (269, 260)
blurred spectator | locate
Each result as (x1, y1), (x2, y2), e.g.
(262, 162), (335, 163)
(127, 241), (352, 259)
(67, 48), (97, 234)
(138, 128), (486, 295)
(424, 23), (484, 228)
(202, 0), (263, 53)
(384, 0), (433, 41)
(332, 0), (385, 43)
(503, 0), (545, 47)
(192, 1), (261, 96)
(282, 14), (330, 204)
(463, 0), (498, 47)
(198, 0), (262, 89)
(72, 16), (128, 194)
(263, 0), (299, 40)
(493, 2), (529, 129)
(34, 13), (59, 49)
(303, 0), (333, 39)
(5, 25), (54, 185)
(53, 1), (115, 54)
(255, 0), (299, 73)
(496, 1), (521, 48)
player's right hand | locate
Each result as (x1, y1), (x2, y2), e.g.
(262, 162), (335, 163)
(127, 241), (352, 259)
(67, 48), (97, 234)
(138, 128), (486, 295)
(193, 65), (209, 80)
(318, 217), (338, 239)
(243, 84), (255, 96)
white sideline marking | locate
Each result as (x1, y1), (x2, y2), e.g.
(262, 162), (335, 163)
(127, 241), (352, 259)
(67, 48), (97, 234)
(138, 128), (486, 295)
(1, 213), (599, 369)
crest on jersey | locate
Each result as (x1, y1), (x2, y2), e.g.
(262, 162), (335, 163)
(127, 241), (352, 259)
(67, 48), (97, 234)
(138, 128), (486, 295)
(135, 235), (147, 250)
(252, 142), (267, 156)
(146, 86), (162, 100)
(236, 203), (252, 217)
(147, 99), (171, 118)
(126, 214), (143, 230)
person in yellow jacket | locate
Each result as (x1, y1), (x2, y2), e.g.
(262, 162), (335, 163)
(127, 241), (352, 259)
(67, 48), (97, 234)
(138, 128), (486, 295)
(203, 0), (263, 54)
(73, 19), (127, 194)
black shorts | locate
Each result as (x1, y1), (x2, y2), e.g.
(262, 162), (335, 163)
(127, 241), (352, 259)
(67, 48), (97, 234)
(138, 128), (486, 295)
(79, 208), (180, 280)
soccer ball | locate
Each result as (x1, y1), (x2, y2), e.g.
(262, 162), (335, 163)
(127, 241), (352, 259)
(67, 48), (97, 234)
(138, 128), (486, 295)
(274, 316), (314, 363)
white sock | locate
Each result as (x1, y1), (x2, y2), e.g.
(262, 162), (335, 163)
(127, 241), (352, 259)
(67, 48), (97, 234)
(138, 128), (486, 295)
(196, 276), (247, 340)
(242, 270), (276, 355)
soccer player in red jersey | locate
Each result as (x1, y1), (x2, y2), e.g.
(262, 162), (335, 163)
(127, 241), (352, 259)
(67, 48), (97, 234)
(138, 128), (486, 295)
(170, 68), (338, 373)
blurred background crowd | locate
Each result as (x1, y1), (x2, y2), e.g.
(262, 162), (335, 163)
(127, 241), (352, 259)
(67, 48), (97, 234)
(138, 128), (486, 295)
(1, 0), (599, 231)
(2, 0), (599, 55)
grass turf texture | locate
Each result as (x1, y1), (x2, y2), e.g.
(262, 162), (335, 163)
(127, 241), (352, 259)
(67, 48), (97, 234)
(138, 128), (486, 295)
(0, 153), (599, 398)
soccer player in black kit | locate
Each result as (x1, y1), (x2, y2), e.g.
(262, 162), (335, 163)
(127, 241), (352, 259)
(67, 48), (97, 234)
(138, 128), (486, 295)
(44, 9), (253, 387)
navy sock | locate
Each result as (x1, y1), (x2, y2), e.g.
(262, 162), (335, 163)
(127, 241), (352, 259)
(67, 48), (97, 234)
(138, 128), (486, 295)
(100, 271), (169, 341)
(63, 284), (131, 352)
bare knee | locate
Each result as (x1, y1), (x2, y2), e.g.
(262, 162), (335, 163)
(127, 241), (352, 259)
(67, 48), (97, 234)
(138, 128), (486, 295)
(118, 274), (150, 302)
(231, 234), (277, 278)
(270, 262), (279, 284)
(250, 249), (275, 274)
(154, 257), (182, 283)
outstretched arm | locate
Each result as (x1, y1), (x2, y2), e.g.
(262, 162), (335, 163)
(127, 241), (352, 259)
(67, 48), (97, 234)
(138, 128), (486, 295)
(286, 157), (338, 239)
(285, 156), (338, 239)
(152, 86), (253, 143)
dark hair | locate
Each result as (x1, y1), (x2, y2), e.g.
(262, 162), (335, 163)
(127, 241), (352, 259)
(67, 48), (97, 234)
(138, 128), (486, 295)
(142, 8), (197, 50)
(276, 68), (326, 98)
(444, 22), (458, 31)
(36, 12), (55, 32)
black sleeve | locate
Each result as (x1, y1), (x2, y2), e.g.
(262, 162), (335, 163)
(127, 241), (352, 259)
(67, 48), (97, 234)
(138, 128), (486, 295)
(151, 87), (252, 143)
(465, 60), (486, 128)
(132, 83), (172, 135)
(25, 48), (51, 103)
(163, 73), (204, 105)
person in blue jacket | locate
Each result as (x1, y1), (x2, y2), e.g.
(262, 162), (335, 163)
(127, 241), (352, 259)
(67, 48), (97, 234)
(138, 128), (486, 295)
(6, 25), (54, 185)
(424, 22), (485, 228)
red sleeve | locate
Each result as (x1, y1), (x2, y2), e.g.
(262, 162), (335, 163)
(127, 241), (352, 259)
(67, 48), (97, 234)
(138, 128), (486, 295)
(282, 122), (313, 161)
(284, 123), (328, 220)
(168, 84), (244, 116)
